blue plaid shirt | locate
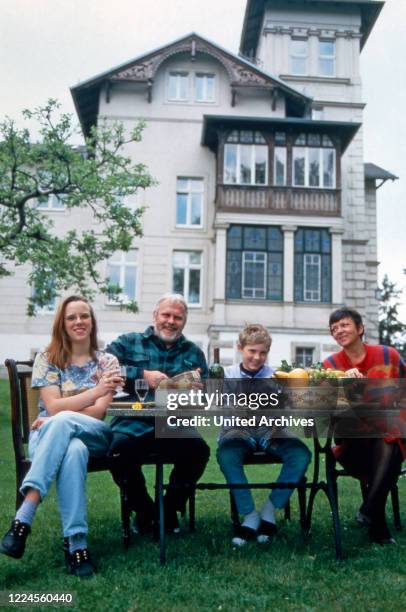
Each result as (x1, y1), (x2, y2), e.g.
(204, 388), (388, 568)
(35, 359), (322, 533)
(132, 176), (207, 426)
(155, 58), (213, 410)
(106, 326), (208, 437)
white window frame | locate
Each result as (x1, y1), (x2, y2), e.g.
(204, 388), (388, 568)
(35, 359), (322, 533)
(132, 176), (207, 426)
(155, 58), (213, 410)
(106, 250), (138, 306)
(175, 178), (204, 228)
(293, 147), (336, 188)
(194, 73), (216, 103)
(172, 251), (202, 307)
(290, 38), (308, 76)
(242, 251), (267, 299)
(295, 346), (315, 368)
(36, 194), (65, 211)
(304, 253), (321, 301)
(224, 144), (268, 186)
(273, 147), (287, 186)
(32, 279), (57, 315)
(318, 39), (336, 77)
(167, 71), (189, 101)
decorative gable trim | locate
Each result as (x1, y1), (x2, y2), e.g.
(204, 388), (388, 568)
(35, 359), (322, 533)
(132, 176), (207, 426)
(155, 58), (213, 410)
(110, 35), (274, 89)
(72, 33), (310, 137)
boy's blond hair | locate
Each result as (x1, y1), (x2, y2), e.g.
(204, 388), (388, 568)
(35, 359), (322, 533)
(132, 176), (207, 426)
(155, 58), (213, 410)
(238, 324), (272, 350)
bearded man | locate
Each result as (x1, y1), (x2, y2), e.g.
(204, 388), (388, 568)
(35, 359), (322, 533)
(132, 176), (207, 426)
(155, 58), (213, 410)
(107, 294), (210, 533)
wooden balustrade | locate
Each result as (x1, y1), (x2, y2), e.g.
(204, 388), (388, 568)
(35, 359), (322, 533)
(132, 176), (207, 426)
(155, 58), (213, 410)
(216, 185), (341, 216)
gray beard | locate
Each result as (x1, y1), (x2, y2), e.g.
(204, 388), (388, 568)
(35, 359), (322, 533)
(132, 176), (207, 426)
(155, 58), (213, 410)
(154, 326), (181, 344)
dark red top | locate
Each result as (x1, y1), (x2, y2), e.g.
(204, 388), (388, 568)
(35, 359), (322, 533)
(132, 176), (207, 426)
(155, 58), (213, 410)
(323, 344), (405, 378)
(324, 344), (406, 458)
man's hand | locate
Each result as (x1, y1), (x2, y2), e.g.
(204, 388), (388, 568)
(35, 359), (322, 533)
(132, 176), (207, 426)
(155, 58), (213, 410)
(345, 368), (364, 378)
(143, 370), (169, 389)
(31, 416), (50, 430)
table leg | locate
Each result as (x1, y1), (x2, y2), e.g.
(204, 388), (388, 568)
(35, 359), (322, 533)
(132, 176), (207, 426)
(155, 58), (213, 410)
(155, 463), (166, 565)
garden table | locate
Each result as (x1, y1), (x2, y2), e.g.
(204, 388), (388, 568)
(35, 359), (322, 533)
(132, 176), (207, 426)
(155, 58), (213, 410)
(107, 398), (402, 563)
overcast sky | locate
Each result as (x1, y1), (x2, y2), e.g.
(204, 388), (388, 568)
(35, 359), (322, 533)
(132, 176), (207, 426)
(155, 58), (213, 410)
(1, 0), (405, 312)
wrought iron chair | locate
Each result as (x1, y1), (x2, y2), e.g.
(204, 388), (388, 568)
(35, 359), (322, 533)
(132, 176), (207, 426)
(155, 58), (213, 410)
(228, 451), (307, 529)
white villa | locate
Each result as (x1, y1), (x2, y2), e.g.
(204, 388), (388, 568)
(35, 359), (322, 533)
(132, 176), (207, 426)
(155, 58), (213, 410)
(1, 0), (397, 367)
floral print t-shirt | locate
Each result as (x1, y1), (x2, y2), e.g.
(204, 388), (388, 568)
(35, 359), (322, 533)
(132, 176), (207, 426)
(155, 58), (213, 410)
(32, 351), (119, 417)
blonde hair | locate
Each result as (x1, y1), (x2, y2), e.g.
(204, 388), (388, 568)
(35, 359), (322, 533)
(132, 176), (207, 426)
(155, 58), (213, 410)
(238, 324), (272, 351)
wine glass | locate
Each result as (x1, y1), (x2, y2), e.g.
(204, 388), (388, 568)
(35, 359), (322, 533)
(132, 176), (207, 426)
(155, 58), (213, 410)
(113, 365), (129, 399)
(134, 379), (149, 404)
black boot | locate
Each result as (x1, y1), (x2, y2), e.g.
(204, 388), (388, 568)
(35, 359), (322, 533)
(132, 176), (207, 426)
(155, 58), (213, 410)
(0, 520), (31, 559)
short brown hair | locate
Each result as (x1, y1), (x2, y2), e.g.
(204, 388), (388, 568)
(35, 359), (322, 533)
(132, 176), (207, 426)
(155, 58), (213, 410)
(238, 324), (272, 351)
(46, 295), (98, 368)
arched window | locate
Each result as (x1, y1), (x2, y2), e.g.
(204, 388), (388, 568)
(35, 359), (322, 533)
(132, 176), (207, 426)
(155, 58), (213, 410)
(224, 130), (268, 186)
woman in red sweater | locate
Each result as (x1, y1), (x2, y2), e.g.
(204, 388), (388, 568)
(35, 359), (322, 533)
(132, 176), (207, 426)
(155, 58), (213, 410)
(324, 307), (405, 545)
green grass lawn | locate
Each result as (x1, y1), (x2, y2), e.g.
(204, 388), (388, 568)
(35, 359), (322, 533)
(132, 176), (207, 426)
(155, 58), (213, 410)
(0, 379), (405, 611)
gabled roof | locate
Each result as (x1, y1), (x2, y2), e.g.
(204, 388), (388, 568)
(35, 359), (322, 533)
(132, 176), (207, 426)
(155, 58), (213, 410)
(71, 32), (311, 137)
(240, 1), (384, 58)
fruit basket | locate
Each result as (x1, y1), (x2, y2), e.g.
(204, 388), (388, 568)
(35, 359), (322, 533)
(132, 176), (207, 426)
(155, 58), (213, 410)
(284, 382), (338, 411)
(273, 363), (343, 411)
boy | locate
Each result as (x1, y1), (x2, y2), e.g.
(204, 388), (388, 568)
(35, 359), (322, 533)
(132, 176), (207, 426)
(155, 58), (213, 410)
(216, 324), (311, 546)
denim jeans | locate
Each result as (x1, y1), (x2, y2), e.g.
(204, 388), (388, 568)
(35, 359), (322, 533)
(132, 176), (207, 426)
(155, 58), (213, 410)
(217, 436), (311, 516)
(21, 411), (112, 537)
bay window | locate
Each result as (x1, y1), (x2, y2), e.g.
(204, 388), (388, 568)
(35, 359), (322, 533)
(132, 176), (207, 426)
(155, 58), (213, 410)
(293, 134), (336, 188)
(274, 134), (287, 186)
(224, 130), (268, 186)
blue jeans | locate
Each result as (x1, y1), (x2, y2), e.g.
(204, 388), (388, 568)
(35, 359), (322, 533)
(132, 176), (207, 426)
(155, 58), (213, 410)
(21, 411), (112, 537)
(217, 436), (311, 516)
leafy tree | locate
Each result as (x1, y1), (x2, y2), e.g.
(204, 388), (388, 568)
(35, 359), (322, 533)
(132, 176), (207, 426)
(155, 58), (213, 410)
(378, 274), (406, 358)
(0, 99), (154, 314)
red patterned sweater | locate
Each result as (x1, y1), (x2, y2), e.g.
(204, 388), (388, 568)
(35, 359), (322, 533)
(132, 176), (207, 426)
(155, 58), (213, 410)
(324, 344), (406, 459)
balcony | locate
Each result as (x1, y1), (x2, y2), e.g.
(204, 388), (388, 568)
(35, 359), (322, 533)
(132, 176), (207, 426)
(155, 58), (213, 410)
(216, 185), (341, 216)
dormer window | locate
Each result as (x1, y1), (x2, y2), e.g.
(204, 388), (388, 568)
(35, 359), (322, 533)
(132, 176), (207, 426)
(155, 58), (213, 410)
(224, 130), (268, 186)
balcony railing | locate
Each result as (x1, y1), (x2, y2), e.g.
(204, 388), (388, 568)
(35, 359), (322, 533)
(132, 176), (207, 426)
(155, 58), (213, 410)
(216, 185), (341, 216)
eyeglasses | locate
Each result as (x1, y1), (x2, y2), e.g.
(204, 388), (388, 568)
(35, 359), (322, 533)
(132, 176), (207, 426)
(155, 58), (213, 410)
(65, 313), (91, 322)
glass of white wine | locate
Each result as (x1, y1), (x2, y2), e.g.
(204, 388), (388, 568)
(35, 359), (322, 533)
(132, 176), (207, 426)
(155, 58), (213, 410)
(113, 365), (129, 399)
(134, 379), (149, 404)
